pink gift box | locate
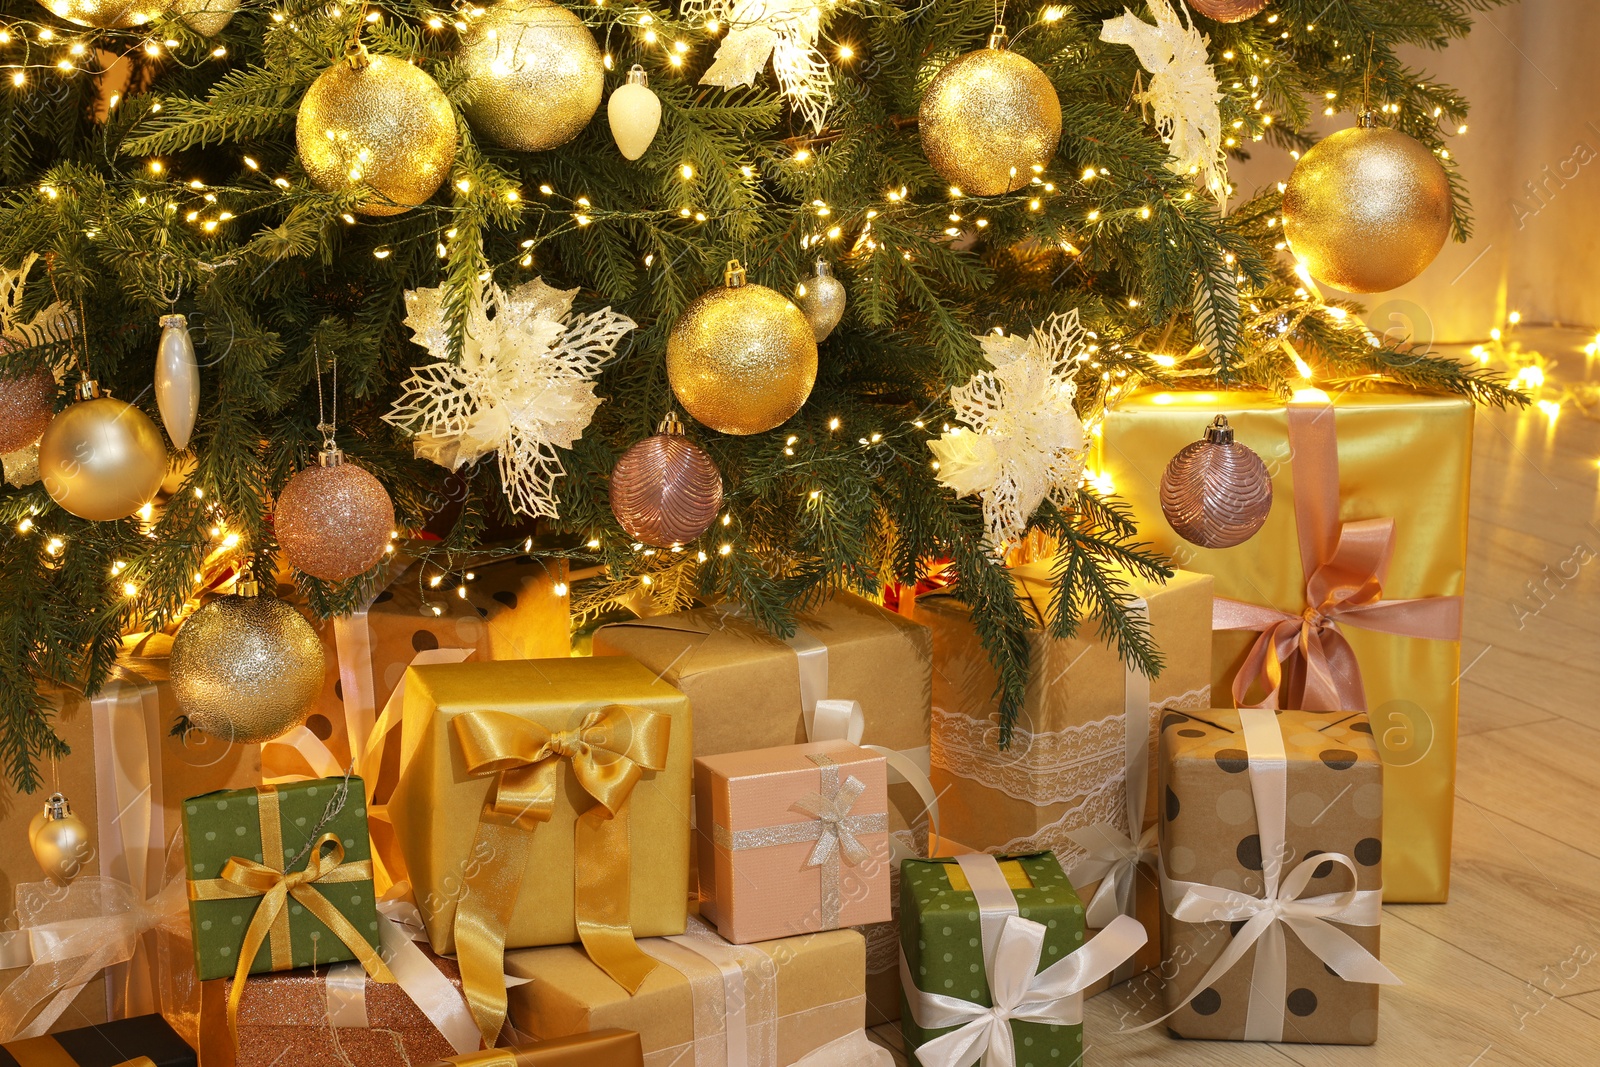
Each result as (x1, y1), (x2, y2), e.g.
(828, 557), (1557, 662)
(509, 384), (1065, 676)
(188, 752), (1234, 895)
(695, 739), (892, 944)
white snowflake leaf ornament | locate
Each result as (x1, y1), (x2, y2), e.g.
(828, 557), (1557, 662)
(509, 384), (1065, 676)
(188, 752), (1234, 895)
(1101, 0), (1227, 200)
(685, 0), (835, 131)
(929, 311), (1090, 548)
(385, 275), (636, 520)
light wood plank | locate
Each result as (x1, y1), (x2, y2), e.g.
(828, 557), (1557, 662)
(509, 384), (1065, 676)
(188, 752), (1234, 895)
(1456, 719), (1600, 863)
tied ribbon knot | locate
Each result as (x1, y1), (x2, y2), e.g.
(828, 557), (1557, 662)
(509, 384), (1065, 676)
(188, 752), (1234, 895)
(1213, 403), (1462, 711)
(451, 704), (672, 1047)
(1065, 822), (1158, 931)
(792, 768), (873, 869)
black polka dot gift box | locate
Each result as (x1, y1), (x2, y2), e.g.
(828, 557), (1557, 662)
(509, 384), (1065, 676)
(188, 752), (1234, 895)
(1153, 708), (1399, 1044)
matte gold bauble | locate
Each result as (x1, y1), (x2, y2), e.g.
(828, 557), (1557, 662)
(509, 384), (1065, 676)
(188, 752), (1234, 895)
(39, 382), (168, 522)
(296, 44), (458, 217)
(460, 0), (606, 152)
(170, 0), (239, 37)
(667, 260), (818, 436)
(1160, 415), (1272, 549)
(30, 793), (92, 884)
(0, 366), (55, 454)
(796, 259), (847, 342)
(919, 29), (1062, 197)
(275, 447), (394, 581)
(1283, 115), (1453, 294)
(171, 583), (325, 743)
(610, 413), (723, 547)
(34, 0), (168, 29)
(1186, 0), (1269, 22)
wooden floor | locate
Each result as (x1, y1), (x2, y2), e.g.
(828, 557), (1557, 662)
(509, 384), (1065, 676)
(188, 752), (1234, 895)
(870, 328), (1600, 1067)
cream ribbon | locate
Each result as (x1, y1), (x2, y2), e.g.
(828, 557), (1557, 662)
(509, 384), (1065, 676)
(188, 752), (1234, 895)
(637, 915), (780, 1067)
(1148, 708), (1400, 1040)
(900, 854), (1147, 1067)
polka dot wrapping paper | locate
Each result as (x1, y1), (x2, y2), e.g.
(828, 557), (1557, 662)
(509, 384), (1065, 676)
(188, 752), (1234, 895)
(181, 777), (380, 982)
(1156, 708), (1385, 1043)
(899, 854), (1087, 1066)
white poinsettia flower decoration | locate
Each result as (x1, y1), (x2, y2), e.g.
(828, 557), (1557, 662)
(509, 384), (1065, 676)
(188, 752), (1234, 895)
(929, 311), (1090, 547)
(682, 0), (834, 131)
(385, 276), (635, 520)
(1101, 0), (1227, 199)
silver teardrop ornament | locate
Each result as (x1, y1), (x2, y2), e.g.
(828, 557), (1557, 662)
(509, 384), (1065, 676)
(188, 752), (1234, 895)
(155, 313), (199, 449)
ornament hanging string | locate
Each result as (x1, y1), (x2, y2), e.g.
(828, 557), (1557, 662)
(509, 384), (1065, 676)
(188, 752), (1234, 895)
(314, 344), (338, 452)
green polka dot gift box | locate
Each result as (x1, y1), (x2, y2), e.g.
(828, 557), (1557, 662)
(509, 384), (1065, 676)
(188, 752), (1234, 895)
(181, 776), (382, 982)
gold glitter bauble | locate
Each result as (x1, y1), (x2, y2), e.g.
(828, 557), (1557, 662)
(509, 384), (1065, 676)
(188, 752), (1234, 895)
(172, 589), (325, 744)
(34, 0), (168, 29)
(1186, 0), (1269, 22)
(610, 413), (723, 547)
(170, 0), (239, 36)
(296, 46), (458, 217)
(275, 449), (394, 581)
(1283, 119), (1453, 294)
(1159, 415), (1272, 549)
(39, 387), (167, 522)
(460, 0), (605, 152)
(0, 367), (55, 454)
(919, 34), (1062, 197)
(667, 260), (818, 436)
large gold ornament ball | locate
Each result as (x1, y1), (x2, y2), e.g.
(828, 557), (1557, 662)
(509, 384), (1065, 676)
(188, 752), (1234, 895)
(920, 47), (1062, 196)
(34, 0), (168, 29)
(1283, 125), (1454, 293)
(460, 0), (606, 152)
(667, 273), (818, 436)
(39, 397), (167, 521)
(172, 593), (326, 744)
(276, 456), (394, 582)
(296, 51), (458, 217)
(0, 367), (56, 454)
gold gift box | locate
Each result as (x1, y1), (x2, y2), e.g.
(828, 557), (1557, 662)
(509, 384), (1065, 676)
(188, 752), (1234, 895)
(1100, 388), (1472, 902)
(389, 657), (692, 953)
(427, 1030), (643, 1066)
(504, 927), (865, 1067)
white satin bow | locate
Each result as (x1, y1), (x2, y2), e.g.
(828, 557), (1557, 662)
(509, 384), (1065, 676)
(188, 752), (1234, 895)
(1065, 821), (1159, 930)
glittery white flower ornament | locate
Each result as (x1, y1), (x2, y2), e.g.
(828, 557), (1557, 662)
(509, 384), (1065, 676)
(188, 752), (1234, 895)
(385, 276), (635, 519)
(1101, 0), (1227, 199)
(682, 0), (834, 131)
(929, 311), (1090, 547)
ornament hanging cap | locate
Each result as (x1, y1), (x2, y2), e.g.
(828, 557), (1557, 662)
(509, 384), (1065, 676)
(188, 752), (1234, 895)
(657, 410), (687, 436)
(723, 259), (747, 287)
(235, 574), (260, 597)
(1204, 414), (1235, 444)
(74, 377), (100, 401)
(344, 39), (370, 71)
(989, 24), (1009, 49)
(627, 64), (649, 87)
(160, 312), (187, 329)
(1357, 109), (1380, 129)
(318, 444), (346, 467)
(43, 792), (71, 819)
(813, 258), (834, 278)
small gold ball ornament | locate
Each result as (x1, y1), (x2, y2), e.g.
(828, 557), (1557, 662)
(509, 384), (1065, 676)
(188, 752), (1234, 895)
(34, 0), (168, 29)
(1186, 0), (1269, 22)
(1283, 113), (1454, 293)
(39, 380), (168, 522)
(275, 446), (394, 581)
(296, 43), (458, 217)
(667, 260), (818, 436)
(1160, 415), (1273, 549)
(170, 0), (240, 37)
(460, 0), (606, 152)
(919, 27), (1062, 197)
(796, 259), (847, 342)
(30, 792), (93, 884)
(172, 580), (326, 744)
(0, 365), (56, 454)
(610, 412), (724, 548)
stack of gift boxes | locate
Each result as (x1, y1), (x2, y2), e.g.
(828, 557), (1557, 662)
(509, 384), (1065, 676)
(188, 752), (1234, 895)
(0, 386), (1472, 1064)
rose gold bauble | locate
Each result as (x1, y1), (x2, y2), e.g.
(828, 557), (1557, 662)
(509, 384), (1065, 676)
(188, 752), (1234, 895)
(0, 366), (55, 453)
(610, 413), (723, 547)
(1186, 0), (1269, 22)
(1159, 415), (1272, 549)
(275, 448), (394, 581)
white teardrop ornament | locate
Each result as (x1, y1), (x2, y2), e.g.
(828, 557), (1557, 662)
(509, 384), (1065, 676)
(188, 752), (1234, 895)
(608, 65), (662, 161)
(155, 313), (199, 449)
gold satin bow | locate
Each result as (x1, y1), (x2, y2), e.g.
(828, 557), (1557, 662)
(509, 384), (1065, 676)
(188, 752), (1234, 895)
(451, 704), (672, 1047)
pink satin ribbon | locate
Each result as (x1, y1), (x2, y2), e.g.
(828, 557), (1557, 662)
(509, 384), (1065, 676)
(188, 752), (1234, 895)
(1213, 403), (1462, 710)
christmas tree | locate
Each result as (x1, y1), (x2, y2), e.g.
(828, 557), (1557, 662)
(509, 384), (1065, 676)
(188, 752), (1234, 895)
(0, 0), (1522, 788)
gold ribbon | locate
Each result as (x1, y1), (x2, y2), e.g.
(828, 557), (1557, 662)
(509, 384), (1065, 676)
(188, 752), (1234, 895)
(451, 704), (672, 1046)
(186, 788), (395, 1049)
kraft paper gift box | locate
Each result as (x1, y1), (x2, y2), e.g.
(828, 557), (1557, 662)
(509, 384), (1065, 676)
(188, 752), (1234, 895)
(1156, 707), (1399, 1043)
(424, 1030), (644, 1066)
(914, 562), (1212, 986)
(388, 657), (692, 1044)
(504, 919), (867, 1067)
(594, 591), (931, 1024)
(1099, 388), (1471, 903)
(0, 1014), (195, 1067)
(181, 777), (381, 982)
(899, 853), (1145, 1067)
(696, 740), (892, 944)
